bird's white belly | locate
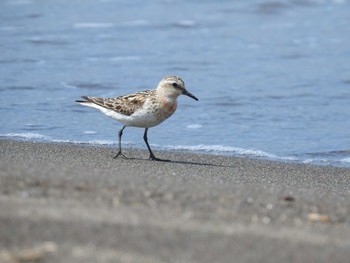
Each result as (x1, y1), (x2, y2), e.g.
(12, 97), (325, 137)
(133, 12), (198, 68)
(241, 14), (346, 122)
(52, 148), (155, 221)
(98, 106), (164, 128)
(80, 99), (174, 128)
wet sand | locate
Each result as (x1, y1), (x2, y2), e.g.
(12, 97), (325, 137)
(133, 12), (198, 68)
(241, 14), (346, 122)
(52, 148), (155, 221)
(1, 139), (350, 263)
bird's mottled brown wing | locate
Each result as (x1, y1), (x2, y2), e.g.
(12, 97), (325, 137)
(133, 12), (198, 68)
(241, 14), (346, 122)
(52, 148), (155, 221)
(81, 90), (154, 116)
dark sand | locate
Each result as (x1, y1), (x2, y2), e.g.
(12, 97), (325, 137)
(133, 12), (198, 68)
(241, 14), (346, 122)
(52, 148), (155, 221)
(1, 139), (350, 262)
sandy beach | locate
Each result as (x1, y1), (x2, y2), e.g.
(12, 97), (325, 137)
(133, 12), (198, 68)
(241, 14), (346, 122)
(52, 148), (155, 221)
(0, 139), (349, 262)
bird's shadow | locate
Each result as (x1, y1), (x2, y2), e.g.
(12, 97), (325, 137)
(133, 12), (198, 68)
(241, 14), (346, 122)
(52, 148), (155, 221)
(166, 159), (232, 168)
(115, 155), (233, 168)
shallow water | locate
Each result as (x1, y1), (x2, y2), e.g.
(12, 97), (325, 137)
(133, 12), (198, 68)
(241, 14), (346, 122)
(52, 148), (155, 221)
(1, 0), (350, 167)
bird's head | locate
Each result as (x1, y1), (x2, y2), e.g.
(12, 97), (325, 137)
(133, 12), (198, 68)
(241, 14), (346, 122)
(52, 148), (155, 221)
(157, 75), (198, 101)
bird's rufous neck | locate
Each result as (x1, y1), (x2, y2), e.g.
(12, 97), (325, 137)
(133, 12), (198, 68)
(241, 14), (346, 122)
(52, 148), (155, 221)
(158, 94), (177, 114)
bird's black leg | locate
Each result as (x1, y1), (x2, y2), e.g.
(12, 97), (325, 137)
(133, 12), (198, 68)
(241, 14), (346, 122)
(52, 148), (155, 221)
(114, 125), (127, 159)
(143, 128), (170, 162)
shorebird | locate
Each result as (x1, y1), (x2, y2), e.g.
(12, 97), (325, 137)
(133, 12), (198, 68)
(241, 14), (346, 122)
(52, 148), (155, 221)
(76, 75), (198, 161)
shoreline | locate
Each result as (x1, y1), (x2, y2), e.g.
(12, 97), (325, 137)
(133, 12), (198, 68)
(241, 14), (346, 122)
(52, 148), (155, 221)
(1, 139), (350, 262)
(2, 136), (349, 169)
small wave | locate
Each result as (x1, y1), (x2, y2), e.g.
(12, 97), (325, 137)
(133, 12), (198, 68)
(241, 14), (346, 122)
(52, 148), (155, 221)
(301, 150), (350, 166)
(7, 0), (33, 5)
(26, 37), (69, 46)
(109, 56), (140, 61)
(0, 133), (115, 146)
(61, 82), (110, 90)
(74, 23), (114, 29)
(0, 26), (18, 31)
(3, 85), (36, 91)
(172, 20), (197, 28)
(0, 132), (53, 140)
(0, 58), (45, 64)
(121, 20), (150, 27)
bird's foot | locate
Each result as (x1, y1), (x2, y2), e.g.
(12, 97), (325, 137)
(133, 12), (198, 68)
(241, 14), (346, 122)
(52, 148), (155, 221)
(149, 154), (171, 162)
(113, 151), (128, 159)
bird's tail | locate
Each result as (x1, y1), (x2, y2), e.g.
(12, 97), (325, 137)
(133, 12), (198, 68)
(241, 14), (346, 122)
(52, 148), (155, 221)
(75, 96), (91, 103)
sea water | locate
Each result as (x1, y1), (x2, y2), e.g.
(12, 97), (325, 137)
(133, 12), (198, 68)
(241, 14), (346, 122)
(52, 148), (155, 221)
(1, 0), (350, 167)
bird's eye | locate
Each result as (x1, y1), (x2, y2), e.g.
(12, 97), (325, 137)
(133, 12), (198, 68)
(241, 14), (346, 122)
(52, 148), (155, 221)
(172, 82), (180, 88)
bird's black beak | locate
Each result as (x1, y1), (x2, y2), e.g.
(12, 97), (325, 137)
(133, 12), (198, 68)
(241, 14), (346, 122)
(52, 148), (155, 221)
(183, 89), (198, 101)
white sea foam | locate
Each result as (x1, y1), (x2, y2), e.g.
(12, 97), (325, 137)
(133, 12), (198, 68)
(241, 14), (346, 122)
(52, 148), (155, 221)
(61, 82), (77, 89)
(302, 158), (328, 165)
(83, 130), (98, 135)
(67, 139), (114, 145)
(160, 144), (279, 158)
(341, 157), (350, 163)
(186, 124), (202, 129)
